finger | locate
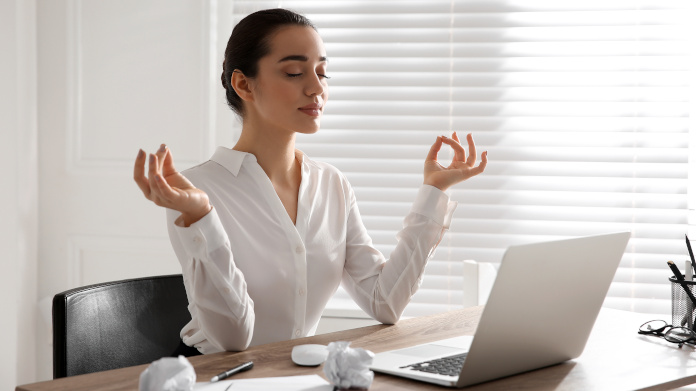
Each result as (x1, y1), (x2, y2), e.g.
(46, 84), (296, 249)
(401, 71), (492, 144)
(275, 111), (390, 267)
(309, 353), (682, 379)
(425, 136), (444, 162)
(440, 135), (466, 162)
(451, 132), (466, 162)
(148, 153), (162, 199)
(148, 153), (174, 207)
(152, 168), (180, 204)
(468, 150), (488, 177)
(155, 144), (168, 173)
(134, 149), (151, 199)
(465, 133), (477, 167)
(162, 146), (178, 177)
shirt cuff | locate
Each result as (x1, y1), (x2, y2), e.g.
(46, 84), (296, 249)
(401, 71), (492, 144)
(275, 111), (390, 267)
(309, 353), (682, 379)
(173, 207), (229, 260)
(411, 185), (458, 228)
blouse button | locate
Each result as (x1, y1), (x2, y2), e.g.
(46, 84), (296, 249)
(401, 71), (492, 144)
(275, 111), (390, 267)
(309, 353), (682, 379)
(299, 288), (306, 296)
(295, 246), (304, 254)
(295, 329), (301, 337)
(193, 236), (202, 244)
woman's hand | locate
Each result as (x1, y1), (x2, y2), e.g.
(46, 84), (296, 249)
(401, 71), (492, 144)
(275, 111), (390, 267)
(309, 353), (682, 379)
(423, 132), (487, 191)
(134, 144), (212, 227)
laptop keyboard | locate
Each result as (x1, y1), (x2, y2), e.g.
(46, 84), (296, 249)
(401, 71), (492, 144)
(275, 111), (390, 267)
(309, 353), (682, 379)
(400, 353), (468, 377)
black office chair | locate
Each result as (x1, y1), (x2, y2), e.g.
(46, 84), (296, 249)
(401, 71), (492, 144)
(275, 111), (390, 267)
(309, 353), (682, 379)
(52, 274), (192, 378)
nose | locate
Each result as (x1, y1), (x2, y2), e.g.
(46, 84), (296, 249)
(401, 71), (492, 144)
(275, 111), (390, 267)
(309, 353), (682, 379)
(304, 73), (325, 97)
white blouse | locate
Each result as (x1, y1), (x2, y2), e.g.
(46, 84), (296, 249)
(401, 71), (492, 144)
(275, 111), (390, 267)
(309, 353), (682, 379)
(167, 147), (457, 354)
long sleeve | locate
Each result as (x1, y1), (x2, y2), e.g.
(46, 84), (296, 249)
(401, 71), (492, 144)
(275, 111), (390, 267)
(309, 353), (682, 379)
(166, 207), (255, 353)
(341, 184), (457, 324)
(162, 148), (453, 352)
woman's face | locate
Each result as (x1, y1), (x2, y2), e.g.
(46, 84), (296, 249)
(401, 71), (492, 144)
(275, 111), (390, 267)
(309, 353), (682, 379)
(247, 25), (329, 135)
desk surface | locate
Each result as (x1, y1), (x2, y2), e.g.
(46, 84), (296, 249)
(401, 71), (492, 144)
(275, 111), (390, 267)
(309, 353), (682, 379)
(16, 307), (696, 391)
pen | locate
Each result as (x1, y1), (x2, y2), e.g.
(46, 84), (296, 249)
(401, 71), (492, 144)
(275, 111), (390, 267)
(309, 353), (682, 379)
(210, 361), (254, 382)
(686, 235), (696, 278)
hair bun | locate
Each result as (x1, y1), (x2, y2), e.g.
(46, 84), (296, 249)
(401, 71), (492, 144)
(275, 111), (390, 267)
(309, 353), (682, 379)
(220, 59), (228, 89)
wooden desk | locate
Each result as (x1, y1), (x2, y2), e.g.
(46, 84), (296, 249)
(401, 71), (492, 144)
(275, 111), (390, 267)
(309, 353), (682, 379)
(16, 307), (696, 391)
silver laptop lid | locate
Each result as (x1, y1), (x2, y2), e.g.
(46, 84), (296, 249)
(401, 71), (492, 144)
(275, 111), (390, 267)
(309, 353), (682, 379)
(457, 232), (630, 387)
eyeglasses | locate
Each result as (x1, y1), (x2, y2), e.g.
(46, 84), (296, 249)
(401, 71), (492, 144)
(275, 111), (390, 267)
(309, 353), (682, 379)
(638, 320), (696, 348)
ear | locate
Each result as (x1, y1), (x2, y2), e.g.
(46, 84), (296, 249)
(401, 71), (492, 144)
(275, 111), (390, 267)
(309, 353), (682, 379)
(230, 70), (254, 103)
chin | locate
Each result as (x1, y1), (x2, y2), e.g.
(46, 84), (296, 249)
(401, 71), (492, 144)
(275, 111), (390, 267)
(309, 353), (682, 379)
(305, 125), (321, 134)
(293, 121), (321, 135)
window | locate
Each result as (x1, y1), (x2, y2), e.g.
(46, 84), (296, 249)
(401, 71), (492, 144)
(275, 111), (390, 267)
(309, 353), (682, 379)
(231, 1), (692, 317)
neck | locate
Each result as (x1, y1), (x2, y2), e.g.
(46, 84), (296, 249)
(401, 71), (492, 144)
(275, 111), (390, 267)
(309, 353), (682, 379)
(233, 117), (298, 184)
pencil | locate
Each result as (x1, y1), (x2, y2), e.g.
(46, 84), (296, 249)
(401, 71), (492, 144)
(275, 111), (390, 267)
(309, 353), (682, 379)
(686, 235), (696, 277)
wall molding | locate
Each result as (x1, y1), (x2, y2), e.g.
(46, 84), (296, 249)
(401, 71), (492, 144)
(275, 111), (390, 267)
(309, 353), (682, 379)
(66, 234), (179, 288)
(64, 0), (219, 175)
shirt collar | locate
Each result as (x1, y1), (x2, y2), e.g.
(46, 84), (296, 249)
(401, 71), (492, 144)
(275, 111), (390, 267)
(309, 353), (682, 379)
(210, 147), (251, 177)
(209, 147), (316, 176)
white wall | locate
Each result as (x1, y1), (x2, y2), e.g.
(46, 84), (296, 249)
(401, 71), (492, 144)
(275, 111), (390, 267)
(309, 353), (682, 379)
(0, 0), (38, 389)
(32, 0), (237, 382)
(0, 0), (240, 385)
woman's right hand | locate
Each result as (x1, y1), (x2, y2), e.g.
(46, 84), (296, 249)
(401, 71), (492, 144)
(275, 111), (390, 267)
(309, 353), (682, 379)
(134, 144), (212, 227)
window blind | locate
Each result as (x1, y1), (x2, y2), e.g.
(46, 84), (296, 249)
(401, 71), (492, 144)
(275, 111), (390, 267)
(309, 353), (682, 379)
(229, 0), (691, 317)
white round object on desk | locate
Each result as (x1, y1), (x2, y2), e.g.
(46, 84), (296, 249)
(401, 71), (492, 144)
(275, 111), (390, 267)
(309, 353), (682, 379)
(291, 344), (329, 366)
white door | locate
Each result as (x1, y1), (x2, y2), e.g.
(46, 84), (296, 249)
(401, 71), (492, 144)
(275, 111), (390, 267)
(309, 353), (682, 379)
(36, 0), (236, 380)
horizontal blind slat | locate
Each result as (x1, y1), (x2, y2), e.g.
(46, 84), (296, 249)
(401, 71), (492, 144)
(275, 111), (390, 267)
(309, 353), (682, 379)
(235, 0), (688, 14)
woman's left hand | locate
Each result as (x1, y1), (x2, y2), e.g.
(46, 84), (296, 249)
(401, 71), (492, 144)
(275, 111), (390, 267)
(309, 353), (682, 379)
(423, 132), (487, 191)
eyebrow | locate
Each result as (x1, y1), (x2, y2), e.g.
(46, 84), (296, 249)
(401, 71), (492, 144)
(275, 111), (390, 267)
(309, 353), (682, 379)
(277, 55), (328, 63)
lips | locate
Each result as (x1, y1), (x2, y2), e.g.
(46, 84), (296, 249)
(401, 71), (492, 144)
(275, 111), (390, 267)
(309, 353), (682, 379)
(298, 102), (323, 117)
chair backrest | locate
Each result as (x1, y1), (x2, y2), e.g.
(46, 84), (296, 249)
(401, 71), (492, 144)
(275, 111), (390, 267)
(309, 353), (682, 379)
(52, 274), (191, 378)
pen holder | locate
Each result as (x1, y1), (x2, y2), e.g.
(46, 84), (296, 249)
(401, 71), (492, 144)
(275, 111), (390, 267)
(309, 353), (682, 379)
(669, 276), (696, 328)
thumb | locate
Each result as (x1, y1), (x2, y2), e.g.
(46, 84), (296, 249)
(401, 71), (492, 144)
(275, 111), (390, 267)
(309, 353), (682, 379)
(161, 147), (178, 177)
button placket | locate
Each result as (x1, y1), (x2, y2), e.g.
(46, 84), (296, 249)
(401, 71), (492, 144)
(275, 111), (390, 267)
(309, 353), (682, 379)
(293, 240), (307, 340)
(250, 158), (311, 342)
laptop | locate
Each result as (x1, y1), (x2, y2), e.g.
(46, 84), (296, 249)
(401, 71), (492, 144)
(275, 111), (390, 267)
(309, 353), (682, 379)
(370, 232), (631, 388)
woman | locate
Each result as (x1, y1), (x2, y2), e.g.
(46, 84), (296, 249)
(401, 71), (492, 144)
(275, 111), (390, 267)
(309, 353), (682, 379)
(134, 8), (487, 355)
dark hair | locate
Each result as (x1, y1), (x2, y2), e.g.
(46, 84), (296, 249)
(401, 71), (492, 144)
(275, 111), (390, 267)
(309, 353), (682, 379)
(220, 8), (316, 116)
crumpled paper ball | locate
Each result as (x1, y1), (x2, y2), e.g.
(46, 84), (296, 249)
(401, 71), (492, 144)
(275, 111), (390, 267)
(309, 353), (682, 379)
(322, 341), (375, 390)
(139, 355), (196, 391)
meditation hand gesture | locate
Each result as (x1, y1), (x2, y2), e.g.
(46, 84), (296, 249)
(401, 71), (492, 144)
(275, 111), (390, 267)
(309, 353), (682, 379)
(423, 132), (488, 191)
(134, 144), (212, 226)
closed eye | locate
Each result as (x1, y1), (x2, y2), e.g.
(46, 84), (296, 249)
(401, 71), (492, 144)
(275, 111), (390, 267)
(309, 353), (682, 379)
(285, 72), (331, 80)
